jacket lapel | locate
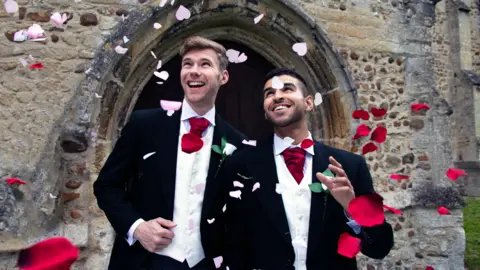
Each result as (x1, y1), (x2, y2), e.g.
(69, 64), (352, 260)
(253, 137), (292, 244)
(201, 113), (227, 218)
(154, 109), (182, 218)
(307, 142), (333, 258)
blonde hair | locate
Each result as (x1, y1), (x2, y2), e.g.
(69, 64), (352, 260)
(179, 36), (229, 71)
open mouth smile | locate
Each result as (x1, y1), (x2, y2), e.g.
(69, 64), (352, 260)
(271, 103), (292, 112)
(187, 81), (206, 88)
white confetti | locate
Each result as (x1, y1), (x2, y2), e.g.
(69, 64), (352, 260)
(19, 58), (28, 67)
(252, 182), (260, 192)
(150, 51), (157, 59)
(85, 67), (92, 74)
(156, 82), (164, 85)
(254, 13), (264, 24)
(123, 36), (129, 44)
(226, 49), (248, 63)
(213, 256), (223, 269)
(242, 139), (256, 146)
(4, 0), (18, 13)
(143, 152), (156, 160)
(233, 181), (244, 188)
(49, 193), (57, 199)
(156, 60), (162, 70)
(222, 204), (227, 212)
(175, 5), (191, 21)
(50, 12), (67, 25)
(229, 190), (242, 199)
(94, 93), (102, 98)
(207, 218), (215, 224)
(154, 71), (169, 81)
(170, 0), (175, 5)
(314, 92), (322, 106)
(271, 76), (284, 89)
(153, 23), (162, 29)
(159, 0), (168, 7)
(292, 42), (307, 56)
(114, 46), (128, 54)
(121, 14), (125, 21)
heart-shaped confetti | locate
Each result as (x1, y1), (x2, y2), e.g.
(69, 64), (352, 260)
(314, 93), (322, 106)
(411, 103), (430, 111)
(4, 0), (19, 13)
(292, 42), (307, 56)
(252, 182), (260, 192)
(229, 190), (242, 199)
(254, 13), (264, 24)
(176, 5), (191, 21)
(222, 204), (226, 212)
(362, 142), (378, 155)
(370, 107), (387, 117)
(233, 181), (244, 188)
(226, 49), (248, 63)
(271, 76), (284, 89)
(390, 174), (409, 181)
(207, 218), (215, 224)
(154, 71), (169, 81)
(114, 46), (128, 54)
(153, 23), (162, 29)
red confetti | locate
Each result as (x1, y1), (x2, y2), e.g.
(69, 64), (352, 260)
(6, 178), (27, 185)
(370, 126), (387, 143)
(300, 139), (314, 149)
(337, 232), (361, 258)
(352, 110), (369, 120)
(28, 63), (44, 69)
(411, 103), (430, 111)
(437, 206), (450, 215)
(352, 124), (371, 140)
(426, 266), (434, 270)
(370, 107), (387, 117)
(347, 193), (385, 227)
(181, 133), (204, 154)
(17, 237), (79, 270)
(390, 174), (410, 181)
(383, 204), (403, 215)
(446, 168), (467, 181)
(362, 142), (378, 155)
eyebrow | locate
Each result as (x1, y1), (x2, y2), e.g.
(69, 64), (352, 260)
(182, 57), (213, 63)
(263, 82), (296, 93)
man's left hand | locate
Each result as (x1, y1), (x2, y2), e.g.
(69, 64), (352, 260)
(316, 156), (355, 210)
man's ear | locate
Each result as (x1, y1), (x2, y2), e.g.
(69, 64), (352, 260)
(305, 95), (314, 112)
(220, 70), (229, 85)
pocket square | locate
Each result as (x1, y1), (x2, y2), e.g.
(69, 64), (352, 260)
(143, 152), (156, 160)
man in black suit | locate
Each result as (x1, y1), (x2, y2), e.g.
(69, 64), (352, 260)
(223, 68), (394, 270)
(93, 36), (248, 270)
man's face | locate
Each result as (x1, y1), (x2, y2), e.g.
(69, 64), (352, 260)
(263, 74), (313, 127)
(180, 48), (228, 107)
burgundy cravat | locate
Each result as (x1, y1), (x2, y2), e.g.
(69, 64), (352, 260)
(181, 117), (210, 153)
(282, 148), (306, 184)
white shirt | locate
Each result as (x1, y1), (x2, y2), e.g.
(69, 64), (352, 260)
(273, 133), (314, 270)
(126, 99), (216, 267)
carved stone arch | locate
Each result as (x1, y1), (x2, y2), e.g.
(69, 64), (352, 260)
(81, 0), (358, 150)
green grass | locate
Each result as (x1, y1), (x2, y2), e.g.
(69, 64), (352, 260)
(464, 197), (480, 270)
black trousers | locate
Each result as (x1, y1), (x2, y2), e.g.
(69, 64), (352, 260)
(148, 255), (216, 270)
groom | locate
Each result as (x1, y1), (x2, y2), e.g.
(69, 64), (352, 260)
(223, 68), (394, 269)
(94, 36), (248, 269)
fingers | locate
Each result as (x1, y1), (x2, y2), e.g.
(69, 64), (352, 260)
(155, 217), (177, 228)
(329, 156), (342, 168)
(331, 177), (354, 190)
(316, 172), (335, 190)
(328, 157), (346, 177)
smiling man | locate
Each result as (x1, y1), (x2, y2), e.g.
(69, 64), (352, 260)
(94, 36), (249, 270)
(222, 68), (394, 270)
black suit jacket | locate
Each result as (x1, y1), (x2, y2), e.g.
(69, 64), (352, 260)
(93, 108), (247, 270)
(223, 136), (394, 270)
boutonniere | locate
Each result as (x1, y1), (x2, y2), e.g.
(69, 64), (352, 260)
(212, 136), (237, 178)
(309, 168), (334, 221)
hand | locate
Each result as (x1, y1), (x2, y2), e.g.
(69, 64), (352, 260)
(133, 217), (176, 253)
(316, 156), (355, 210)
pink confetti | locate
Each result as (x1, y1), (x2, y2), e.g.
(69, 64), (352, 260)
(160, 100), (182, 116)
(213, 256), (223, 268)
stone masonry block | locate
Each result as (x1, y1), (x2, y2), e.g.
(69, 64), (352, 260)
(64, 223), (89, 248)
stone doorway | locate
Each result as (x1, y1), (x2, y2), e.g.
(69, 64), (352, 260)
(134, 40), (275, 141)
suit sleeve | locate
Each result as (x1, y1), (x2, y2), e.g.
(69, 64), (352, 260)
(223, 158), (250, 270)
(351, 156), (394, 259)
(93, 112), (142, 237)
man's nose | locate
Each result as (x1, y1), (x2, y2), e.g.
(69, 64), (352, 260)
(273, 90), (284, 100)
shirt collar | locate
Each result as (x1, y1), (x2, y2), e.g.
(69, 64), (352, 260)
(180, 99), (216, 126)
(274, 132), (315, 156)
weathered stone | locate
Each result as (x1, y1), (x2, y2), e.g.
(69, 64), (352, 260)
(65, 180), (82, 189)
(386, 155), (401, 167)
(402, 153), (415, 164)
(350, 51), (359, 60)
(64, 223), (88, 247)
(19, 7), (27, 19)
(80, 13), (98, 26)
(409, 119), (424, 129)
(394, 223), (402, 231)
(26, 11), (51, 22)
(71, 209), (81, 219)
(51, 34), (59, 43)
(115, 9), (130, 16)
(62, 192), (80, 203)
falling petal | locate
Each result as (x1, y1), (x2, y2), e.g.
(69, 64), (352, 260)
(85, 68), (92, 74)
(252, 182), (260, 192)
(19, 58), (28, 67)
(370, 107), (387, 117)
(159, 0), (168, 7)
(390, 174), (409, 181)
(27, 24), (45, 39)
(213, 256), (223, 269)
(94, 93), (101, 98)
(207, 218), (215, 224)
(153, 23), (162, 29)
(29, 63), (44, 69)
(446, 168), (467, 181)
(337, 233), (361, 258)
(222, 204), (226, 212)
(242, 139), (256, 146)
(17, 237), (79, 270)
(254, 13), (264, 24)
(229, 190), (242, 199)
(28, 55), (36, 61)
(50, 12), (67, 25)
(226, 49), (240, 63)
(437, 206), (450, 215)
(150, 51), (157, 59)
(6, 178), (27, 185)
(160, 100), (182, 112)
(154, 71), (169, 80)
(370, 126), (387, 143)
(347, 192), (385, 227)
(352, 124), (371, 140)
(114, 46), (128, 54)
(234, 53), (247, 63)
(233, 181), (244, 188)
(123, 36), (129, 43)
(352, 110), (369, 120)
(362, 142), (378, 155)
(411, 103), (430, 111)
(383, 204), (402, 215)
(175, 5), (191, 21)
(170, 0), (175, 5)
(195, 183), (206, 194)
(49, 193), (57, 199)
(314, 93), (322, 106)
(143, 152), (156, 160)
(167, 110), (174, 116)
(292, 42), (307, 56)
(157, 82), (164, 85)
(4, 0), (19, 13)
(156, 60), (162, 70)
(271, 76), (284, 89)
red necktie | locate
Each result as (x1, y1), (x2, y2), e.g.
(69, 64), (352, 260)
(181, 117), (210, 153)
(281, 138), (313, 184)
